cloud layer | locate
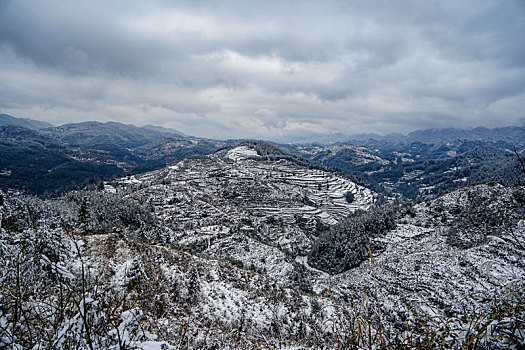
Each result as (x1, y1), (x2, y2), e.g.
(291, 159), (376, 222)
(1, 0), (524, 140)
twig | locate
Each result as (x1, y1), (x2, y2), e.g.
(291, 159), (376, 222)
(514, 146), (525, 177)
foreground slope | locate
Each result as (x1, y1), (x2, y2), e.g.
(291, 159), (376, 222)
(331, 184), (525, 340)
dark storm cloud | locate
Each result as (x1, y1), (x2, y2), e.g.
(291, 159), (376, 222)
(1, 0), (524, 139)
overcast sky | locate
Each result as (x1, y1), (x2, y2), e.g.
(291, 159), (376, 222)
(1, 0), (524, 140)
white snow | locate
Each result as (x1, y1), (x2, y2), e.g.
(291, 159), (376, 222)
(226, 146), (259, 161)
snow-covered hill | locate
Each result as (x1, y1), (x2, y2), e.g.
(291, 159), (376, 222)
(111, 145), (375, 284)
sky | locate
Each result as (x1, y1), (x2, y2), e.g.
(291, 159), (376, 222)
(1, 0), (525, 141)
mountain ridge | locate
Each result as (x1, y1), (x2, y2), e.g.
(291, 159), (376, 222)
(2, 112), (525, 199)
(0, 113), (54, 130)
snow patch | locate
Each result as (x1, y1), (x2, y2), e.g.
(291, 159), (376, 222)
(226, 146), (259, 161)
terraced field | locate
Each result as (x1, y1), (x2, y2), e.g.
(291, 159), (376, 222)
(108, 145), (375, 282)
(116, 146), (374, 227)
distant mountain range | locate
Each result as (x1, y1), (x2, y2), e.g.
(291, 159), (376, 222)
(297, 126), (525, 145)
(41, 120), (186, 148)
(1, 113), (525, 197)
(286, 135), (525, 198)
(265, 126), (525, 145)
(0, 114), (231, 194)
(400, 126), (525, 144)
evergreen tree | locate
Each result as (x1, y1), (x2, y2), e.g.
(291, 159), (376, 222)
(171, 276), (180, 302)
(126, 258), (143, 290)
(78, 196), (90, 232)
(187, 266), (201, 304)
